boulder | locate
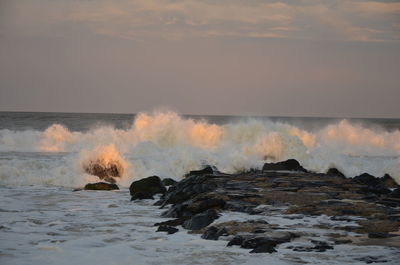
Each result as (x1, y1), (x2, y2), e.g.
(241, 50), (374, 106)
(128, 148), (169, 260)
(352, 173), (380, 186)
(250, 244), (277, 253)
(84, 182), (119, 191)
(162, 178), (178, 187)
(156, 225), (179, 234)
(201, 226), (228, 240)
(326, 168), (346, 178)
(129, 176), (166, 197)
(381, 174), (399, 189)
(182, 209), (219, 230)
(131, 192), (154, 201)
(262, 159), (307, 172)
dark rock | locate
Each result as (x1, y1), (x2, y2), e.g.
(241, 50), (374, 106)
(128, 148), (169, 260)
(389, 188), (400, 198)
(156, 225), (179, 234)
(131, 192), (154, 201)
(159, 175), (217, 206)
(129, 176), (166, 197)
(182, 209), (219, 230)
(262, 159), (307, 172)
(250, 244), (277, 253)
(352, 173), (380, 186)
(310, 240), (334, 252)
(334, 239), (352, 244)
(241, 235), (292, 249)
(355, 256), (388, 264)
(326, 168), (346, 178)
(201, 226), (228, 240)
(186, 198), (226, 214)
(186, 166), (214, 177)
(292, 241), (334, 252)
(154, 217), (189, 227)
(84, 162), (123, 183)
(162, 178), (178, 187)
(227, 235), (248, 247)
(380, 174), (398, 189)
(368, 232), (393, 238)
(84, 182), (119, 191)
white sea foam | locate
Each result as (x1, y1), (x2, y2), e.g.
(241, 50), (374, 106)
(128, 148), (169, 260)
(0, 111), (399, 187)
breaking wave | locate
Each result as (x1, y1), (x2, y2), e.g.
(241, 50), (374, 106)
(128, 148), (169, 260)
(0, 111), (399, 187)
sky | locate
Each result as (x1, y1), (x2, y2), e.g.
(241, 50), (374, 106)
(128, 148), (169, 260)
(0, 0), (399, 118)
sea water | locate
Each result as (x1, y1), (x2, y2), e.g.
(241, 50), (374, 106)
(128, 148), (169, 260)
(0, 111), (399, 264)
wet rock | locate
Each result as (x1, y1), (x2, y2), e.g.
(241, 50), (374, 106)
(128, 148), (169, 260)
(154, 217), (189, 227)
(389, 188), (400, 198)
(129, 176), (166, 198)
(156, 225), (179, 234)
(368, 232), (395, 238)
(131, 192), (154, 201)
(84, 162), (122, 183)
(182, 209), (219, 230)
(250, 244), (277, 253)
(326, 168), (345, 178)
(262, 159), (307, 172)
(162, 178), (177, 187)
(334, 239), (352, 244)
(227, 235), (248, 246)
(352, 173), (380, 186)
(291, 240), (334, 252)
(185, 165), (215, 177)
(159, 175), (217, 206)
(355, 256), (388, 264)
(201, 226), (228, 240)
(380, 174), (398, 189)
(84, 182), (119, 191)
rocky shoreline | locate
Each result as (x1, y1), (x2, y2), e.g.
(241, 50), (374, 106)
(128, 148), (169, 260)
(83, 159), (400, 263)
(127, 159), (400, 263)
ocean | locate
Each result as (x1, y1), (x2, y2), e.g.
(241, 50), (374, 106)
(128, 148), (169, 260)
(1, 111), (399, 264)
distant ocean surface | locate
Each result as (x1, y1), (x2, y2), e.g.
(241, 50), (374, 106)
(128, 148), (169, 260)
(0, 111), (399, 187)
(1, 111), (400, 265)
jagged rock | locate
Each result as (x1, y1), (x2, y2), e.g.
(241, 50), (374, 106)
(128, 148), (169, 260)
(250, 243), (277, 253)
(84, 162), (122, 183)
(227, 235), (250, 247)
(129, 176), (166, 198)
(389, 188), (400, 198)
(262, 159), (307, 172)
(381, 174), (398, 189)
(156, 225), (179, 234)
(162, 178), (177, 187)
(131, 192), (154, 201)
(352, 173), (380, 186)
(182, 209), (219, 230)
(158, 175), (217, 206)
(326, 168), (346, 178)
(84, 182), (119, 191)
(185, 165), (215, 177)
(201, 226), (228, 240)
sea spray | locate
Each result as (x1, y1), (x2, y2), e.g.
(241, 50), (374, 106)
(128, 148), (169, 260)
(0, 111), (399, 186)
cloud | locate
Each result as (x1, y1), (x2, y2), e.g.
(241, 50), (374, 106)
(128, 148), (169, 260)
(2, 0), (399, 42)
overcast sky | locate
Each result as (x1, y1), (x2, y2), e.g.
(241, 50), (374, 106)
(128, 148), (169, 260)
(0, 0), (399, 118)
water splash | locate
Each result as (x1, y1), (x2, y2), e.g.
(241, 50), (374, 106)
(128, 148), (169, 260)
(0, 111), (399, 186)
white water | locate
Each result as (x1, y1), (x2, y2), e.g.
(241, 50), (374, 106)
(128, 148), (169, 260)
(1, 186), (398, 265)
(0, 111), (399, 187)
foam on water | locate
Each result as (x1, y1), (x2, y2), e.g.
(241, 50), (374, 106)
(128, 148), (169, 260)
(0, 111), (399, 187)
